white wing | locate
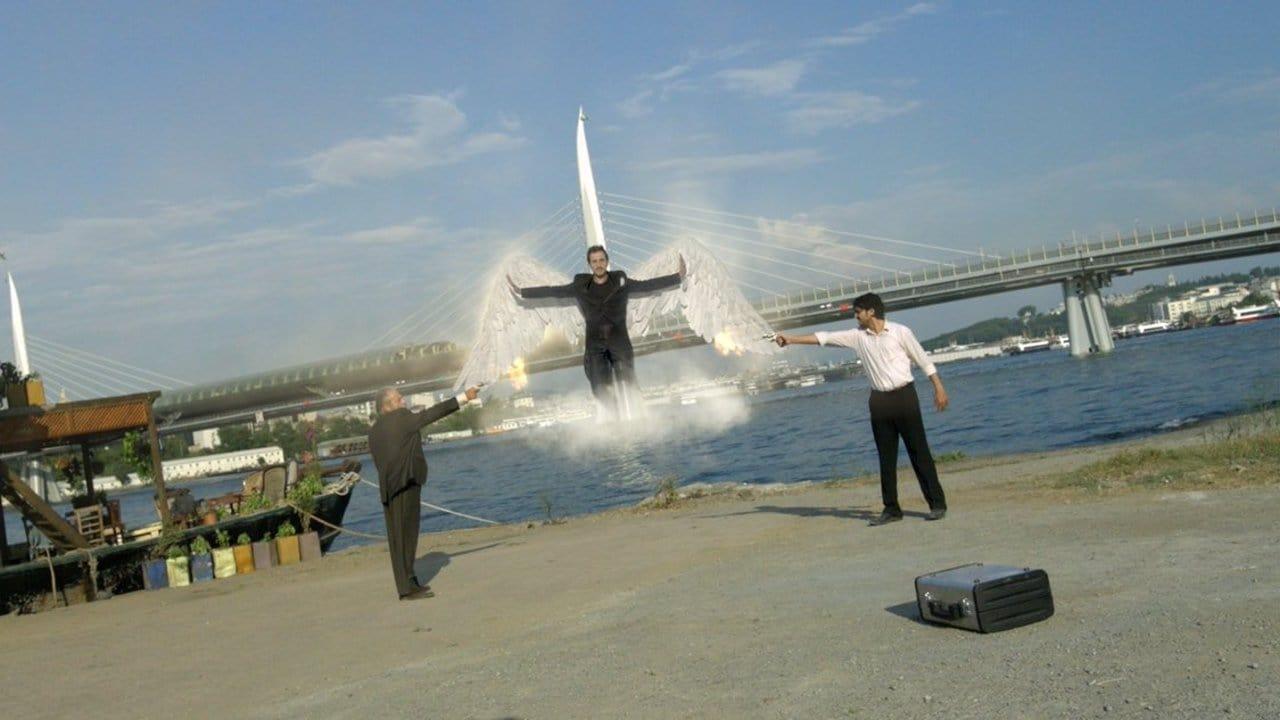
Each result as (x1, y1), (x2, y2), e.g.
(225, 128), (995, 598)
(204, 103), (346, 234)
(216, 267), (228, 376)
(627, 237), (778, 355)
(453, 255), (584, 390)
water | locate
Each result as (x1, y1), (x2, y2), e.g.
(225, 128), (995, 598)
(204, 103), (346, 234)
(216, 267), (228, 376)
(6, 322), (1277, 553)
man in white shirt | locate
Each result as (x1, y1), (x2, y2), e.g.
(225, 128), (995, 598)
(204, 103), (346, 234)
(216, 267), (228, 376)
(774, 293), (949, 525)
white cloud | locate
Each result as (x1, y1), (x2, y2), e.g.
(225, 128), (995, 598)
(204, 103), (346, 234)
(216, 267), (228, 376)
(298, 94), (524, 186)
(810, 2), (939, 48)
(787, 91), (920, 133)
(631, 148), (823, 176)
(345, 217), (445, 245)
(715, 59), (808, 97)
(1186, 72), (1280, 103)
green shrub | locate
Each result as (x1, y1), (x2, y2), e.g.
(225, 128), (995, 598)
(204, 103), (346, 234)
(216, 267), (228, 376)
(276, 521), (296, 538)
(235, 532), (252, 546)
(189, 536), (211, 556)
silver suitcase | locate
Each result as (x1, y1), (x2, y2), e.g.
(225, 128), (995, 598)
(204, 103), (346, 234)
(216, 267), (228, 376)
(915, 563), (1053, 633)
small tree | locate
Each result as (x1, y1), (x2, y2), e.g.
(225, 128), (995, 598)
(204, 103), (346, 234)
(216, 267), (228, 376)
(120, 431), (154, 483)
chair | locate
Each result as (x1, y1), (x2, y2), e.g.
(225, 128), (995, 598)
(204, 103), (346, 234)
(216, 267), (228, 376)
(102, 500), (126, 545)
(71, 506), (107, 548)
(262, 466), (287, 505)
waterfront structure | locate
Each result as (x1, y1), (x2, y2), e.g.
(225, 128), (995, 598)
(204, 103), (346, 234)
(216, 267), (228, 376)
(1151, 284), (1251, 322)
(161, 446), (284, 481)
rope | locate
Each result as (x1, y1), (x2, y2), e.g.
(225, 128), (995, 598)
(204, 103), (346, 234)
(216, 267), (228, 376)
(357, 478), (501, 525)
(289, 504), (387, 540)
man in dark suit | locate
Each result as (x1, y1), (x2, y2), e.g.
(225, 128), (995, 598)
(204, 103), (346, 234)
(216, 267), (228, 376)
(368, 385), (479, 600)
(508, 244), (684, 416)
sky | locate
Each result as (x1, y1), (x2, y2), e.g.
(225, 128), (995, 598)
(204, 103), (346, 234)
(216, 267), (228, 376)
(2, 1), (1278, 393)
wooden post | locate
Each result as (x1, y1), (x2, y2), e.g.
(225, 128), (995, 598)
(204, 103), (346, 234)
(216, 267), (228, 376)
(0, 473), (8, 568)
(146, 405), (171, 527)
(81, 444), (96, 500)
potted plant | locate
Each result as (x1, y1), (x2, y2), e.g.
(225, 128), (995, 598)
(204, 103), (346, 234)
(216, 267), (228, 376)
(1, 363), (45, 409)
(275, 520), (300, 566)
(251, 530), (277, 571)
(288, 468), (325, 562)
(142, 542), (170, 591)
(211, 529), (237, 579)
(200, 501), (219, 526)
(233, 532), (255, 574)
(189, 535), (214, 583)
(165, 543), (190, 587)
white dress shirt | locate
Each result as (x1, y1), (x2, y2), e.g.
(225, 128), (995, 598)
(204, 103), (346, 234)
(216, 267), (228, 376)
(814, 321), (937, 392)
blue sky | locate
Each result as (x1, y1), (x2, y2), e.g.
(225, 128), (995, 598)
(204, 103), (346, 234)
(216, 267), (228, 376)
(2, 2), (1277, 389)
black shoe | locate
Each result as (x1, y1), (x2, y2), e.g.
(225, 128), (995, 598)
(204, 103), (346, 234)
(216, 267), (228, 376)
(869, 511), (903, 526)
(399, 585), (435, 601)
(924, 509), (947, 521)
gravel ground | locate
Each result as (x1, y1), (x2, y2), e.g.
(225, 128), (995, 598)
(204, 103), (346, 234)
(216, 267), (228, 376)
(2, 425), (1277, 720)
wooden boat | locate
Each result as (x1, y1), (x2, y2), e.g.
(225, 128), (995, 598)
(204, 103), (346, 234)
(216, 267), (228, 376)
(0, 462), (361, 615)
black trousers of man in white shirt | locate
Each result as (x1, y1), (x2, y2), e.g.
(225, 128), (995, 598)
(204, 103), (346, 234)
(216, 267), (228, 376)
(868, 382), (946, 516)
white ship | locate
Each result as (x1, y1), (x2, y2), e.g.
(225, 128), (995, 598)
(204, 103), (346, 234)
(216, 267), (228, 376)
(1226, 303), (1280, 324)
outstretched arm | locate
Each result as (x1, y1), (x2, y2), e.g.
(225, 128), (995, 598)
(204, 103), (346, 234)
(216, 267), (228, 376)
(511, 274), (577, 301)
(774, 333), (821, 347)
(629, 256), (687, 293)
(413, 387), (480, 429)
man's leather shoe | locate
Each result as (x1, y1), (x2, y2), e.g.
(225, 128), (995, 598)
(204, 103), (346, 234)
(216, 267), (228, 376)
(868, 511), (903, 526)
(399, 586), (435, 601)
(924, 509), (947, 521)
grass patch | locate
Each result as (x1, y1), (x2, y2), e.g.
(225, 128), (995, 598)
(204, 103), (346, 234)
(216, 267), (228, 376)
(1045, 421), (1280, 494)
(935, 450), (967, 463)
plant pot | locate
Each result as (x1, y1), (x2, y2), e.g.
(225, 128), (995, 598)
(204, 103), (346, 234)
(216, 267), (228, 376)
(298, 531), (322, 562)
(233, 545), (255, 574)
(166, 556), (190, 587)
(212, 548), (237, 578)
(142, 559), (169, 590)
(275, 535), (300, 566)
(190, 553), (214, 583)
(251, 540), (277, 570)
(5, 378), (45, 408)
(201, 511), (219, 526)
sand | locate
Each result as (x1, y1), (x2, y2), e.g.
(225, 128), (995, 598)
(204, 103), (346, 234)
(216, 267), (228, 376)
(2, 425), (1277, 720)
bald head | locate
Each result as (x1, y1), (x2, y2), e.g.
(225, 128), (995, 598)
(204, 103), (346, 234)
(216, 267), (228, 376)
(376, 387), (404, 415)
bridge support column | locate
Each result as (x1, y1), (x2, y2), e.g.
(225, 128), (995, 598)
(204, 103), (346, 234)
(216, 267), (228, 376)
(1062, 279), (1090, 358)
(1081, 274), (1115, 354)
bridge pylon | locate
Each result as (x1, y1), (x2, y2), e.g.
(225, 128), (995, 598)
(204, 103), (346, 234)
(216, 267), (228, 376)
(1062, 272), (1115, 357)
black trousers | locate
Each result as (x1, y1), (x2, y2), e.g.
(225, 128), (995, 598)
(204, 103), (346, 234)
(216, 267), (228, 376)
(868, 383), (946, 514)
(583, 341), (637, 415)
(382, 482), (423, 597)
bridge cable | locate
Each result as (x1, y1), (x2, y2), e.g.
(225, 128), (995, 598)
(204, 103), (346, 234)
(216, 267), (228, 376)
(604, 199), (957, 268)
(27, 333), (191, 387)
(600, 191), (992, 258)
(363, 198), (581, 350)
(26, 337), (171, 393)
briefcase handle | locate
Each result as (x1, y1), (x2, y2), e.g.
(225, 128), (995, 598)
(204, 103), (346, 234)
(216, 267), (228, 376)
(928, 600), (964, 620)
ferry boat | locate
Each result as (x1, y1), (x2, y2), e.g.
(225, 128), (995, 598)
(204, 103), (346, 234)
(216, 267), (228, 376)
(1225, 304), (1280, 324)
(1136, 320), (1172, 335)
(1002, 338), (1052, 354)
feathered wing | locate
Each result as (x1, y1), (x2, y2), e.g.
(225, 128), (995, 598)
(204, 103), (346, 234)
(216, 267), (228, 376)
(627, 237), (779, 354)
(453, 256), (584, 390)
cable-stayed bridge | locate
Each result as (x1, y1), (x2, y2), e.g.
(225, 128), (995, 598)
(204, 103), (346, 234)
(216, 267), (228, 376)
(14, 196), (1278, 436)
(9, 114), (1279, 434)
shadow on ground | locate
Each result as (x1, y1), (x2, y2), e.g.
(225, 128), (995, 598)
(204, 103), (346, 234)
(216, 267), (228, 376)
(712, 505), (933, 522)
(413, 542), (504, 586)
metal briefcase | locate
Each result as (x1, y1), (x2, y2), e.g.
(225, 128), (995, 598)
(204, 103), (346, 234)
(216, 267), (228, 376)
(914, 563), (1053, 633)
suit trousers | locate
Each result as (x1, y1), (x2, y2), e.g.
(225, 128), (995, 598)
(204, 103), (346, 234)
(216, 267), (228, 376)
(868, 383), (946, 514)
(583, 342), (637, 414)
(382, 482), (423, 596)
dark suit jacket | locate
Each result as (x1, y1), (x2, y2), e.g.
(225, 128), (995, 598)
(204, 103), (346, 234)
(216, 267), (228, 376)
(367, 398), (460, 505)
(521, 270), (681, 348)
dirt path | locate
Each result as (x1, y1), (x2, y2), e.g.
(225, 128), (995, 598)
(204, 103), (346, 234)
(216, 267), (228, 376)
(3, 430), (1277, 719)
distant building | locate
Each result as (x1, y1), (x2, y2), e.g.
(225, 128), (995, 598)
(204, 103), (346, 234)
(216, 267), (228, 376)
(162, 446), (284, 481)
(512, 396), (535, 409)
(190, 428), (221, 451)
(1154, 283), (1250, 321)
